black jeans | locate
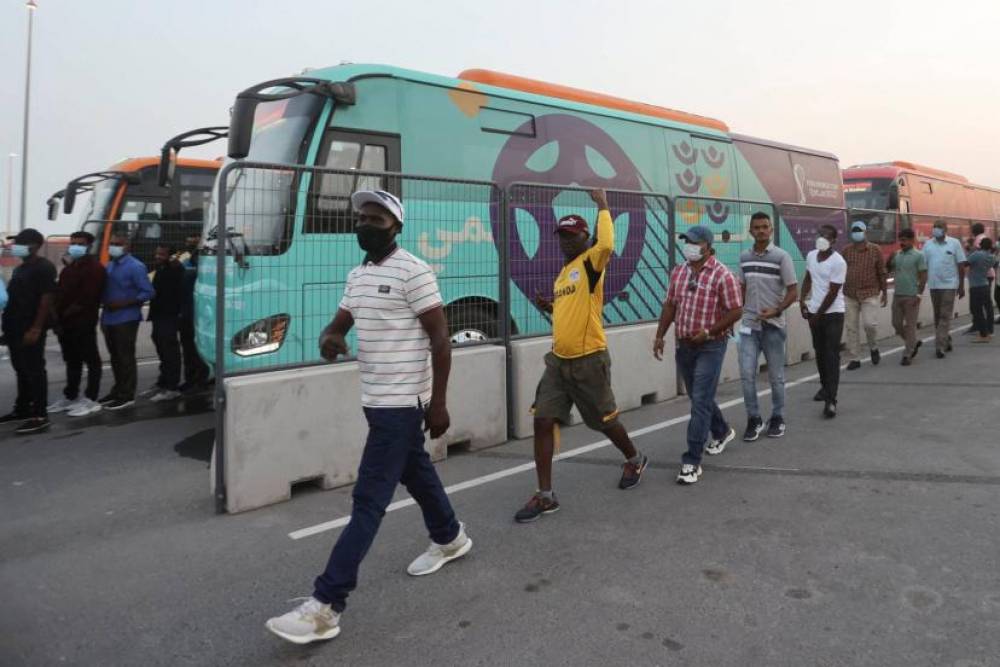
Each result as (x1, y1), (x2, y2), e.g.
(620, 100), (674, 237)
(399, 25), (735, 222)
(970, 285), (995, 336)
(151, 318), (182, 390)
(179, 315), (209, 385)
(103, 321), (140, 401)
(809, 312), (844, 402)
(58, 325), (102, 401)
(6, 331), (48, 418)
(993, 278), (1000, 320)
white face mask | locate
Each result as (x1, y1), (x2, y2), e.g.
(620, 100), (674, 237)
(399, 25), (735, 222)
(108, 245), (125, 258)
(815, 237), (831, 252)
(682, 243), (704, 262)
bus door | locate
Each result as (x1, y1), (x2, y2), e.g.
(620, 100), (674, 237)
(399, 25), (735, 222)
(303, 129), (401, 357)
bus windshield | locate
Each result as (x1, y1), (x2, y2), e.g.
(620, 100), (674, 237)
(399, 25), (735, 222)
(78, 177), (120, 224)
(844, 178), (893, 210)
(206, 93), (324, 254)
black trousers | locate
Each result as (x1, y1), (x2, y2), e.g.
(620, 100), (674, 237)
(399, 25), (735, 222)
(58, 325), (102, 401)
(970, 285), (995, 336)
(151, 318), (182, 390)
(809, 312), (844, 402)
(179, 315), (209, 385)
(103, 321), (140, 401)
(6, 331), (48, 418)
(993, 278), (1000, 319)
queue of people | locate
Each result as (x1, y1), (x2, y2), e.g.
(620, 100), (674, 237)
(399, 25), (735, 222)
(1, 229), (211, 435)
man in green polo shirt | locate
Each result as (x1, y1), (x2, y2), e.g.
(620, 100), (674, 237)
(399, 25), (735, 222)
(887, 229), (927, 366)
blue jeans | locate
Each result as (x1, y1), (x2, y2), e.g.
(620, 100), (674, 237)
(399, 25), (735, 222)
(738, 325), (787, 419)
(676, 339), (730, 467)
(313, 406), (460, 612)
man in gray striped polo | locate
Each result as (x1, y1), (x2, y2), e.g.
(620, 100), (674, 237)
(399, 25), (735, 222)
(735, 212), (799, 440)
(267, 190), (471, 645)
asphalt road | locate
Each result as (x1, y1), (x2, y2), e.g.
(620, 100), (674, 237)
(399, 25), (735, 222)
(2, 317), (999, 666)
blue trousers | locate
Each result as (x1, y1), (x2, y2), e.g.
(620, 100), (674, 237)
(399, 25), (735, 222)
(676, 339), (730, 466)
(313, 406), (460, 612)
(738, 325), (787, 419)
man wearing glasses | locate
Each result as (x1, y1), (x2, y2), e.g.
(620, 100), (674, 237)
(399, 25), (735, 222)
(654, 226), (743, 485)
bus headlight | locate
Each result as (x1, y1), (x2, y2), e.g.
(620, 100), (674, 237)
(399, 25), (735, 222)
(232, 314), (290, 356)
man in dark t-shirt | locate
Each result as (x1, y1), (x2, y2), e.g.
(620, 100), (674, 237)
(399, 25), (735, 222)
(147, 245), (186, 401)
(1, 228), (57, 434)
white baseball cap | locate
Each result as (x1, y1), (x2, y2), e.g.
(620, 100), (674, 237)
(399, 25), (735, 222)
(351, 190), (405, 224)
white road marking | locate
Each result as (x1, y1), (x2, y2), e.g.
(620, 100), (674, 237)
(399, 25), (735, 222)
(289, 325), (965, 540)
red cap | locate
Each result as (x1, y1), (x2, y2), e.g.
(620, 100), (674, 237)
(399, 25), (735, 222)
(555, 214), (590, 236)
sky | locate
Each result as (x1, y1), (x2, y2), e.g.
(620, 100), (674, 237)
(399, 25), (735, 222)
(2, 0), (999, 235)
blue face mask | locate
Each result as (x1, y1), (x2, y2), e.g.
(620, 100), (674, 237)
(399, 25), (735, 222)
(67, 244), (88, 259)
(10, 244), (30, 258)
(108, 245), (125, 258)
(850, 231), (865, 243)
(932, 227), (945, 239)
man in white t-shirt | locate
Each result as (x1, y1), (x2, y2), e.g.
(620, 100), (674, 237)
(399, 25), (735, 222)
(799, 224), (847, 419)
(266, 190), (472, 645)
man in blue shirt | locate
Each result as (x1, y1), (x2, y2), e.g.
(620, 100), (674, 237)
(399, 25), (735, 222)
(921, 220), (967, 358)
(100, 234), (155, 410)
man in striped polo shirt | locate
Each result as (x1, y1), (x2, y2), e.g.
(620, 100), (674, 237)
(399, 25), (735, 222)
(514, 188), (647, 524)
(267, 190), (471, 645)
(735, 212), (798, 440)
(653, 225), (743, 485)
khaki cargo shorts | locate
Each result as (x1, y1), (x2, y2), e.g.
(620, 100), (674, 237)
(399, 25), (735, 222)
(532, 349), (620, 431)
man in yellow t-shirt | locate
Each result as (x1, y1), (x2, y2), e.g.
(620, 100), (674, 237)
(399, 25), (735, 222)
(514, 189), (647, 524)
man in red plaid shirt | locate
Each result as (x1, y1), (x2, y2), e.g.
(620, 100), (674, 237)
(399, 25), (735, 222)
(653, 226), (743, 484)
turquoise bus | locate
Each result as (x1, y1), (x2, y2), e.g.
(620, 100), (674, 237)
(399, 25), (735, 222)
(200, 64), (843, 373)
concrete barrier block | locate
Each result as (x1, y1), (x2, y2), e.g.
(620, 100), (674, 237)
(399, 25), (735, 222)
(510, 323), (676, 439)
(785, 314), (814, 365)
(437, 345), (507, 452)
(918, 292), (933, 329)
(719, 336), (741, 384)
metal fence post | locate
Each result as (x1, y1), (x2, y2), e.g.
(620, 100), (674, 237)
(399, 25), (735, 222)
(213, 162), (235, 514)
(498, 186), (515, 440)
(666, 195), (676, 272)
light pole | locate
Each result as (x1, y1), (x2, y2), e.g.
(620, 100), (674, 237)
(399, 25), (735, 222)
(18, 0), (38, 232)
(6, 153), (17, 237)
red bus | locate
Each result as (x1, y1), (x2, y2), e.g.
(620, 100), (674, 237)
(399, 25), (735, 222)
(842, 161), (1000, 255)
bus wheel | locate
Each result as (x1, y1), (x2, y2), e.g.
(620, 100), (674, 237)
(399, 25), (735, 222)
(445, 302), (498, 345)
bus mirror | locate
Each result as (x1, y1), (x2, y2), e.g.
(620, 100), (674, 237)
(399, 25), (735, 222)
(47, 196), (60, 221)
(228, 95), (257, 159)
(158, 146), (177, 188)
(63, 187), (77, 215)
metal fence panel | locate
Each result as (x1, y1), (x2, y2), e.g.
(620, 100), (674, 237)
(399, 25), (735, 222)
(675, 196), (778, 273)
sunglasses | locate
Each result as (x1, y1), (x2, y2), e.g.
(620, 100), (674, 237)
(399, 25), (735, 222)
(687, 275), (698, 292)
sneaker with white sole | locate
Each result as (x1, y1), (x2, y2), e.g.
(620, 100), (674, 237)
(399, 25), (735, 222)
(705, 426), (736, 456)
(105, 398), (135, 411)
(406, 522), (472, 576)
(138, 385), (162, 399)
(67, 398), (103, 418)
(266, 597), (341, 644)
(150, 389), (182, 403)
(676, 464), (702, 485)
(47, 397), (76, 414)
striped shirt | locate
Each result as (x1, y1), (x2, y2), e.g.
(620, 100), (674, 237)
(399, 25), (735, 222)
(666, 256), (742, 340)
(339, 248), (443, 408)
(736, 244), (797, 330)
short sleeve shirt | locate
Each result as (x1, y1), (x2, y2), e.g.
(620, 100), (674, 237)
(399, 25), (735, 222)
(666, 256), (742, 339)
(922, 237), (967, 290)
(339, 247), (443, 408)
(889, 248), (927, 297)
(805, 250), (847, 314)
(0, 257), (57, 335)
(967, 250), (998, 288)
(736, 244), (797, 330)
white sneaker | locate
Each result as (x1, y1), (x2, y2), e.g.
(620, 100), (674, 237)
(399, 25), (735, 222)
(266, 597), (340, 644)
(47, 397), (76, 413)
(150, 389), (182, 403)
(705, 427), (736, 456)
(138, 385), (162, 399)
(676, 464), (703, 485)
(406, 522), (472, 576)
(67, 398), (103, 418)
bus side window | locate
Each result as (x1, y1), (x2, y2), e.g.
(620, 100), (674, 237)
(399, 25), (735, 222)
(306, 131), (400, 234)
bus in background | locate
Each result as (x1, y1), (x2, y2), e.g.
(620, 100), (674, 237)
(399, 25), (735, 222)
(842, 161), (1000, 257)
(47, 126), (227, 269)
(202, 64), (843, 372)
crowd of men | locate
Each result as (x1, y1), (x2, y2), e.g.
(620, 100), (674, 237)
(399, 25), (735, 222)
(262, 189), (998, 645)
(0, 228), (210, 435)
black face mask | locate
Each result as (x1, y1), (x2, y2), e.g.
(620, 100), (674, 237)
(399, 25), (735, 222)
(356, 225), (396, 254)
